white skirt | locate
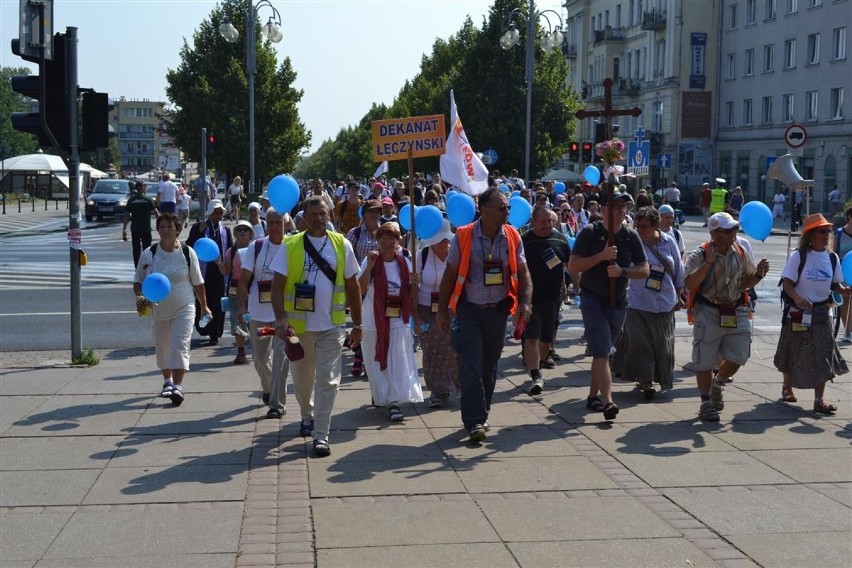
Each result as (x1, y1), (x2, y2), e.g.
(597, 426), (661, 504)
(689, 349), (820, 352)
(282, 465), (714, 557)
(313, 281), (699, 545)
(361, 328), (423, 406)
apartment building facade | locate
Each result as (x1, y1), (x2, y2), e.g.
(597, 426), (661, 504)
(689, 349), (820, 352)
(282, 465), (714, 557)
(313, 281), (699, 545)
(109, 99), (181, 178)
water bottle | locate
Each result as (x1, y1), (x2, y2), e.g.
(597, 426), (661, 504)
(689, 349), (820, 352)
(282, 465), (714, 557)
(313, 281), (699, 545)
(235, 312), (251, 337)
(199, 313), (212, 328)
(513, 315), (527, 340)
(257, 325), (276, 337)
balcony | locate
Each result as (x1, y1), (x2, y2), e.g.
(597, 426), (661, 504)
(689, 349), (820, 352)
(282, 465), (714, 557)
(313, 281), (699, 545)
(641, 9), (666, 31)
(593, 26), (625, 45)
(562, 43), (577, 59)
(617, 78), (642, 96)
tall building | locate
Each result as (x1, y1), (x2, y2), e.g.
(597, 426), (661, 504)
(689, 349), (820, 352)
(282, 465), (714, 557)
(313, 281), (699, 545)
(109, 98), (181, 178)
(561, 0), (850, 209)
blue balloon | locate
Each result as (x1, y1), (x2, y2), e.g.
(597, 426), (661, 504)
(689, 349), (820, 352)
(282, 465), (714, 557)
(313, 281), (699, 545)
(842, 251), (852, 286)
(739, 201), (773, 241)
(583, 165), (601, 186)
(567, 236), (575, 250)
(554, 182), (566, 194)
(499, 184), (510, 193)
(141, 273), (171, 303)
(193, 237), (220, 262)
(415, 205), (443, 240)
(446, 192), (475, 227)
(508, 195), (533, 228)
(398, 204), (417, 231)
(267, 174), (300, 213)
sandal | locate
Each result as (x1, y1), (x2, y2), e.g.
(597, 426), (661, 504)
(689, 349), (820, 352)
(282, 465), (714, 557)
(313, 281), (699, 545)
(266, 408), (283, 419)
(638, 383), (656, 400)
(814, 398), (837, 415)
(603, 402), (619, 420)
(781, 385), (797, 403)
(540, 358), (556, 369)
(586, 395), (605, 412)
(388, 404), (404, 422)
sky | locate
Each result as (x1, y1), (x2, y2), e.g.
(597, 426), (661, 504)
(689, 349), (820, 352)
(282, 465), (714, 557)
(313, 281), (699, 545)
(1, 0), (565, 154)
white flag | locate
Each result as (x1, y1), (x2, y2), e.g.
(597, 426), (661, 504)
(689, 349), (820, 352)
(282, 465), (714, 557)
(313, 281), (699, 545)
(439, 90), (489, 196)
(373, 161), (388, 178)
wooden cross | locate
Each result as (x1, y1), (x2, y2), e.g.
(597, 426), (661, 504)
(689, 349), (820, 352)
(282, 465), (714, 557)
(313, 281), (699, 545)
(575, 78), (642, 304)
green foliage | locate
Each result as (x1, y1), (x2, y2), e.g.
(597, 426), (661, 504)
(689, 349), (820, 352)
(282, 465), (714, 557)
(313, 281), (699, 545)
(0, 66), (40, 157)
(164, 0), (310, 189)
(300, 0), (580, 181)
(72, 347), (100, 366)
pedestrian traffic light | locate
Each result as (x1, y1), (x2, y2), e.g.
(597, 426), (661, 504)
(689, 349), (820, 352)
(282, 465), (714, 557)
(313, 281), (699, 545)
(568, 141), (580, 163)
(81, 91), (113, 150)
(581, 142), (593, 163)
(207, 133), (216, 155)
(10, 32), (71, 149)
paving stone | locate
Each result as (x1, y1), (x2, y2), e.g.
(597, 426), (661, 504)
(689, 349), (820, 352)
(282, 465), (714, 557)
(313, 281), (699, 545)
(308, 459), (465, 498)
(432, 424), (581, 458)
(746, 448), (852, 483)
(82, 465), (249, 504)
(508, 538), (717, 567)
(728, 532), (850, 568)
(0, 470), (101, 507)
(317, 543), (518, 568)
(0, 509), (73, 561)
(449, 456), (617, 493)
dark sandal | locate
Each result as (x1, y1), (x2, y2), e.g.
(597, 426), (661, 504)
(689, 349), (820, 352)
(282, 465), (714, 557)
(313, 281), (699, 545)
(603, 402), (620, 420)
(781, 385), (797, 403)
(814, 399), (837, 414)
(638, 383), (656, 400)
(586, 395), (604, 412)
(388, 405), (404, 422)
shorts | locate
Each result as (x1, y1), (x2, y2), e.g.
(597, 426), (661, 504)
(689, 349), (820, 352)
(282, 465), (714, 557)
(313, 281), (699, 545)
(159, 201), (176, 213)
(230, 195), (241, 206)
(691, 302), (752, 371)
(579, 291), (627, 359)
(523, 298), (562, 343)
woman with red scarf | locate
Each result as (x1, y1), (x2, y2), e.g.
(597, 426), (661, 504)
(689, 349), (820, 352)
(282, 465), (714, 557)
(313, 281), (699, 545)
(357, 222), (423, 421)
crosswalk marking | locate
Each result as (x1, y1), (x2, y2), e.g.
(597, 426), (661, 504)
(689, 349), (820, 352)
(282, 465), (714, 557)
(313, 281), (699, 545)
(0, 262), (135, 289)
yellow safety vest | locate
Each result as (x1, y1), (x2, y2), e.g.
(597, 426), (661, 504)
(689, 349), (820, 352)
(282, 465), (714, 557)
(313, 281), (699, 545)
(710, 188), (727, 213)
(283, 231), (347, 333)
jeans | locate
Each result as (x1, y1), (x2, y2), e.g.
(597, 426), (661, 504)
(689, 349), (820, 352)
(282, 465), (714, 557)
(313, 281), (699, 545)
(131, 230), (152, 267)
(451, 299), (510, 432)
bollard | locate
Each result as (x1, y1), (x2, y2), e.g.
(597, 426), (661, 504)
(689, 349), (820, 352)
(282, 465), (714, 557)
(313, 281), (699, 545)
(55, 198), (59, 210)
(32, 197), (35, 212)
(18, 198), (21, 213)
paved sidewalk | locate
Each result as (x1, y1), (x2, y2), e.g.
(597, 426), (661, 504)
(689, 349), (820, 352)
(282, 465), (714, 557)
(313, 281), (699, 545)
(0, 202), (71, 236)
(1, 318), (850, 567)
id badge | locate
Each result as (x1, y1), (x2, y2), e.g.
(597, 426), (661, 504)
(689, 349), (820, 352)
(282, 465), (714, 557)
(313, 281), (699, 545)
(228, 282), (238, 296)
(483, 259), (504, 286)
(789, 310), (807, 332)
(645, 265), (664, 292)
(294, 282), (316, 312)
(385, 295), (402, 318)
(719, 305), (737, 328)
(257, 280), (272, 303)
(431, 291), (440, 313)
(542, 247), (561, 270)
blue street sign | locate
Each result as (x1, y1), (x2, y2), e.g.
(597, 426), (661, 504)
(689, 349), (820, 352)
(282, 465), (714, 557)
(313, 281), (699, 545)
(481, 149), (498, 165)
(657, 153), (672, 169)
(765, 156), (778, 171)
(628, 140), (650, 175)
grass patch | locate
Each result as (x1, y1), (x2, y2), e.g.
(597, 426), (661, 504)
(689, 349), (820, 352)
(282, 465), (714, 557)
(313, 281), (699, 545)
(72, 347), (100, 366)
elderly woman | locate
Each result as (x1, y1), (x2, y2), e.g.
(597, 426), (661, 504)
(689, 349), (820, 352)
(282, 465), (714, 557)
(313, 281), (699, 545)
(775, 214), (850, 413)
(134, 213), (212, 406)
(358, 222), (423, 421)
(618, 207), (685, 398)
(414, 219), (459, 408)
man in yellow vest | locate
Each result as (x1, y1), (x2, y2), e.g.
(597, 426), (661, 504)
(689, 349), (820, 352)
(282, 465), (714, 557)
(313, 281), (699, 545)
(710, 179), (728, 214)
(270, 196), (363, 456)
(437, 188), (533, 443)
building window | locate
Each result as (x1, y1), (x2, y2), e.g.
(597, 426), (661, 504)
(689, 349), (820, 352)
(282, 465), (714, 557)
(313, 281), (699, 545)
(743, 99), (753, 125)
(726, 101), (735, 127)
(832, 27), (846, 60)
(745, 49), (755, 75)
(766, 0), (777, 19)
(746, 0), (756, 24)
(652, 99), (663, 132)
(810, 0), (822, 6)
(784, 39), (796, 68)
(616, 5), (621, 28)
(629, 0), (634, 26)
(782, 93), (795, 121)
(764, 44), (775, 71)
(727, 53), (736, 78)
(728, 3), (737, 29)
(807, 33), (820, 64)
(762, 96), (773, 123)
(805, 90), (818, 120)
(830, 87), (844, 119)
(786, 0), (798, 14)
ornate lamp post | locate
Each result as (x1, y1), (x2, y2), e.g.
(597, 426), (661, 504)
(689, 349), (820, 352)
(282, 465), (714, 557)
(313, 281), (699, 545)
(500, 0), (564, 183)
(219, 0), (283, 195)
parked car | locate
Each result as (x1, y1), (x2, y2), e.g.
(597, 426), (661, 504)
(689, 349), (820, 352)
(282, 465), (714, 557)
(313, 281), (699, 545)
(85, 179), (133, 222)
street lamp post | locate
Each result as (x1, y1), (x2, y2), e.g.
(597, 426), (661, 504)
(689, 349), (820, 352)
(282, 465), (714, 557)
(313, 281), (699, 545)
(500, 0), (564, 183)
(219, 0), (282, 196)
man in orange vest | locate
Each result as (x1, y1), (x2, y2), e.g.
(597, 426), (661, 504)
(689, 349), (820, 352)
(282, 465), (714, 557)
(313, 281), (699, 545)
(437, 188), (533, 443)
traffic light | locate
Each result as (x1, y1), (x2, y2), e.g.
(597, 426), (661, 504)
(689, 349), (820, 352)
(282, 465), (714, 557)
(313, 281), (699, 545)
(568, 141), (580, 163)
(207, 132), (217, 155)
(81, 91), (113, 150)
(581, 142), (593, 163)
(10, 32), (71, 149)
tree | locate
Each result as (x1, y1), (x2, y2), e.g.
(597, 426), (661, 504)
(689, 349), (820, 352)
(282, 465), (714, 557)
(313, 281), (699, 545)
(164, 0), (310, 190)
(0, 66), (40, 158)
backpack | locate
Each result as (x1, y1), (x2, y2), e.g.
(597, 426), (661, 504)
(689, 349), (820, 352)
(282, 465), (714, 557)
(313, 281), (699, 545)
(150, 242), (190, 268)
(778, 248), (839, 307)
(685, 242), (749, 324)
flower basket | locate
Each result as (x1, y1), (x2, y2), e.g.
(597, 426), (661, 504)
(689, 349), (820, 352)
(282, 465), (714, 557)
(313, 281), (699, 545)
(595, 138), (625, 165)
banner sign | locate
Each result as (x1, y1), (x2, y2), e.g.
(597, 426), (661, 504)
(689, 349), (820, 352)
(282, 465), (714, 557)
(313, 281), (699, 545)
(371, 115), (446, 161)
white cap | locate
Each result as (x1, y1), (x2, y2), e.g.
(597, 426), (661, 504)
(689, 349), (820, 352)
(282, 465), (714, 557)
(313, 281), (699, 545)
(248, 201), (261, 211)
(206, 199), (225, 216)
(707, 212), (739, 231)
(422, 218), (454, 247)
(658, 204), (675, 215)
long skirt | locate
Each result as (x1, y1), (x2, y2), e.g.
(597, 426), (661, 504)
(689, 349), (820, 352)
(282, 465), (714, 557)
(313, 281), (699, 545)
(417, 304), (460, 396)
(619, 308), (676, 389)
(773, 319), (848, 389)
(362, 328), (423, 406)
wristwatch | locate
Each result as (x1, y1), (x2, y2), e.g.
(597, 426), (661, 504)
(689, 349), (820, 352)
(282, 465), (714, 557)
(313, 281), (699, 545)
(351, 324), (362, 330)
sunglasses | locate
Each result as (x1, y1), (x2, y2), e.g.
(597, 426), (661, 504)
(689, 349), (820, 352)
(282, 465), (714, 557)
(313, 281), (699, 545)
(493, 205), (511, 212)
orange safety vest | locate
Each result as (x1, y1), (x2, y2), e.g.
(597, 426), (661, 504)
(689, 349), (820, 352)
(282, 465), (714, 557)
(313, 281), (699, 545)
(449, 222), (521, 314)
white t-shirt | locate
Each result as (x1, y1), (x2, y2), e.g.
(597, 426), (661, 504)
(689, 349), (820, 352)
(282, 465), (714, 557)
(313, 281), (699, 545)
(242, 238), (282, 322)
(359, 256), (412, 331)
(270, 234), (359, 331)
(735, 236), (756, 262)
(663, 227), (685, 256)
(781, 249), (841, 303)
(158, 180), (178, 203)
(134, 244), (204, 321)
(415, 248), (447, 306)
(177, 194), (190, 211)
(252, 221), (266, 240)
(773, 193), (785, 205)
(229, 184), (243, 197)
(665, 186), (681, 203)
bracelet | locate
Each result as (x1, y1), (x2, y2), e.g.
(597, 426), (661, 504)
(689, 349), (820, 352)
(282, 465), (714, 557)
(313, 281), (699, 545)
(351, 324), (362, 330)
